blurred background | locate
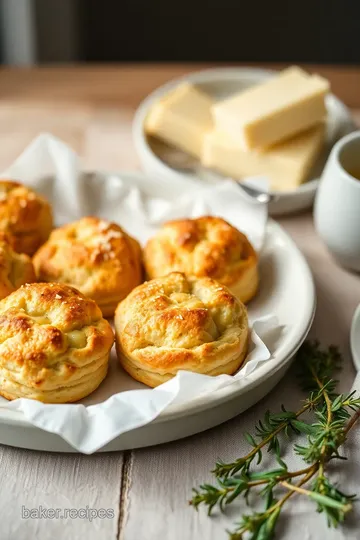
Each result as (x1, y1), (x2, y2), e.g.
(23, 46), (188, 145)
(1, 0), (359, 65)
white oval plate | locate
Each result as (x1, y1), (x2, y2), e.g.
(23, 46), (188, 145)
(0, 183), (316, 452)
(133, 67), (355, 216)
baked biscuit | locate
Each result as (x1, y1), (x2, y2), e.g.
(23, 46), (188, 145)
(0, 234), (36, 300)
(0, 283), (114, 403)
(144, 216), (258, 304)
(33, 217), (143, 317)
(115, 272), (249, 387)
(0, 180), (53, 255)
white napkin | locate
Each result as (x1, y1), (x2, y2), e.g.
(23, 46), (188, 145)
(0, 134), (276, 454)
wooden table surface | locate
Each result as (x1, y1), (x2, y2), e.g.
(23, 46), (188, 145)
(0, 64), (360, 540)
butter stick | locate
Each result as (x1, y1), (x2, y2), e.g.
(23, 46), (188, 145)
(145, 82), (213, 159)
(212, 67), (329, 150)
(202, 124), (326, 191)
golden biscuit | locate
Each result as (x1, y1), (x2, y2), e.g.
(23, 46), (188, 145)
(33, 217), (143, 317)
(144, 216), (258, 304)
(0, 234), (36, 300)
(115, 272), (249, 387)
(0, 180), (53, 255)
(0, 283), (114, 403)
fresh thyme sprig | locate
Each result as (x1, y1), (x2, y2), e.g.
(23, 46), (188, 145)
(190, 341), (360, 539)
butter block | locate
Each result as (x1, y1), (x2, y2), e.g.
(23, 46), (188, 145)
(212, 67), (329, 150)
(202, 124), (326, 191)
(145, 82), (213, 158)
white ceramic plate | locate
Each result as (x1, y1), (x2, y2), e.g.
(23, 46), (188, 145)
(133, 67), (355, 216)
(350, 304), (360, 371)
(0, 174), (316, 452)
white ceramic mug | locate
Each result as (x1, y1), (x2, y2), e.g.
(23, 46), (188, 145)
(314, 130), (360, 272)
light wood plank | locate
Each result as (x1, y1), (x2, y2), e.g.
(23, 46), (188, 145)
(123, 397), (359, 540)
(0, 445), (124, 539)
(83, 107), (139, 171)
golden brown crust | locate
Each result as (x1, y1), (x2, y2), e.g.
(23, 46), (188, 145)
(0, 235), (36, 300)
(0, 282), (114, 402)
(115, 272), (249, 387)
(33, 217), (143, 317)
(144, 216), (259, 304)
(0, 180), (53, 255)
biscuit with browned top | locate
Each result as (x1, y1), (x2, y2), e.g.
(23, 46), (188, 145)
(33, 217), (143, 317)
(115, 272), (249, 387)
(144, 216), (258, 304)
(0, 180), (53, 255)
(0, 282), (114, 402)
(0, 234), (36, 299)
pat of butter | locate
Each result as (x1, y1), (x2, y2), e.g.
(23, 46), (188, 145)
(202, 124), (326, 191)
(145, 82), (213, 158)
(212, 67), (329, 150)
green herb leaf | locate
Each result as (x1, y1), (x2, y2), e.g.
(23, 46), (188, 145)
(190, 341), (360, 539)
